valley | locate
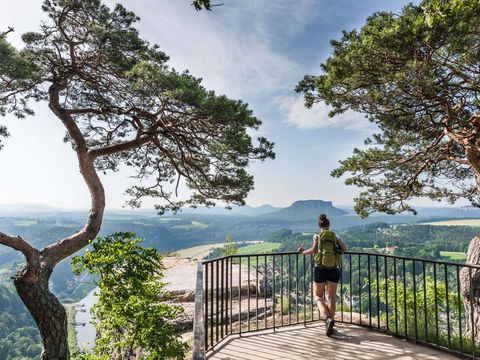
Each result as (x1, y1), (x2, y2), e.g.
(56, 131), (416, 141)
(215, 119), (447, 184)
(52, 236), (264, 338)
(0, 200), (479, 358)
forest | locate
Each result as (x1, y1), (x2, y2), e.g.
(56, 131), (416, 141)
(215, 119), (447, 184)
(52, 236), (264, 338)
(0, 285), (41, 359)
(0, 213), (478, 358)
(270, 223), (477, 260)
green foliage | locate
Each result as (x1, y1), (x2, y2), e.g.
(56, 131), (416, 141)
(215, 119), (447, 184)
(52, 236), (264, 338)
(0, 285), (41, 359)
(375, 276), (460, 342)
(221, 234), (238, 256)
(0, 33), (40, 150)
(423, 0), (479, 27)
(280, 295), (294, 315)
(264, 228), (294, 243)
(71, 232), (187, 360)
(192, 0), (213, 11)
(297, 0), (480, 217)
(271, 230), (311, 249)
(0, 34), (41, 121)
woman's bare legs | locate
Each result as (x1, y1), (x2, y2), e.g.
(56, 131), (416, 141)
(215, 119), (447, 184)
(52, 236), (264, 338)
(314, 281), (337, 336)
(313, 281), (332, 319)
(326, 281), (337, 320)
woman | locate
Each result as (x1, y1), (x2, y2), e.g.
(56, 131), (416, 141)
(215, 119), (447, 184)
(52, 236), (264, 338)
(298, 213), (347, 337)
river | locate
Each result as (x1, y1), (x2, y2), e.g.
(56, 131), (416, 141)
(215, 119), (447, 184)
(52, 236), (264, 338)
(73, 288), (98, 350)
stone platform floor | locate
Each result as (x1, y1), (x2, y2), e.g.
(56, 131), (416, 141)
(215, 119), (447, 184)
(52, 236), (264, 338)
(207, 323), (457, 360)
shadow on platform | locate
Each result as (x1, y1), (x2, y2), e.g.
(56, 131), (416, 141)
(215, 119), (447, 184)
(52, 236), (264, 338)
(207, 323), (457, 360)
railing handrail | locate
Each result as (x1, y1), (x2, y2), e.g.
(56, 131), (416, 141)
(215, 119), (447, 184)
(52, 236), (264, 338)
(202, 250), (480, 269)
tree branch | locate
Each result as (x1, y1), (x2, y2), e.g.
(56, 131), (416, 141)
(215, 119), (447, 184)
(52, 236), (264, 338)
(443, 127), (465, 145)
(1, 27), (14, 36)
(89, 135), (153, 158)
(66, 108), (103, 115)
(0, 232), (37, 258)
(397, 133), (445, 165)
(41, 81), (106, 267)
(0, 232), (40, 283)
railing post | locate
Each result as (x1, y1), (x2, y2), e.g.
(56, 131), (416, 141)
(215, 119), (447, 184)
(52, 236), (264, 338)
(193, 262), (205, 360)
(422, 261), (427, 342)
(350, 254), (353, 324)
(456, 265), (463, 354)
(413, 259), (417, 342)
(256, 255), (259, 331)
(247, 256), (251, 332)
(273, 255), (277, 330)
(393, 257), (398, 334)
(376, 255), (380, 329)
(204, 261), (208, 350)
(368, 254), (372, 327)
(303, 254), (306, 326)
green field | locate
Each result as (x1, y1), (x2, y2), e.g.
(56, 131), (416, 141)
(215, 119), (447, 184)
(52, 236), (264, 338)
(237, 242), (281, 255)
(422, 219), (480, 227)
(440, 251), (466, 261)
(234, 242), (282, 267)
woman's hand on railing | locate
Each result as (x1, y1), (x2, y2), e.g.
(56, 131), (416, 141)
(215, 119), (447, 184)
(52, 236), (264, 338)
(297, 247), (304, 254)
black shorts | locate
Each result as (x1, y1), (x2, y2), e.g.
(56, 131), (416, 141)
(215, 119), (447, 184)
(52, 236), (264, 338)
(313, 266), (341, 284)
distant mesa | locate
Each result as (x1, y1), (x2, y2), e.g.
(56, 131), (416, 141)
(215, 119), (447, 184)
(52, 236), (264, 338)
(263, 199), (348, 220)
(176, 200), (346, 219)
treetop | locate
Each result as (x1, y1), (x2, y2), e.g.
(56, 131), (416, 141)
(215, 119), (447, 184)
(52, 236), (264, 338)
(297, 0), (480, 217)
(0, 0), (274, 213)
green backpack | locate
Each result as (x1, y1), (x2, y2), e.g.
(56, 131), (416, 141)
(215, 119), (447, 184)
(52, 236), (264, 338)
(314, 230), (342, 269)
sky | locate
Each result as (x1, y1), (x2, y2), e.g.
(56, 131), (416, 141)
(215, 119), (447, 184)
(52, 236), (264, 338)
(0, 0), (445, 211)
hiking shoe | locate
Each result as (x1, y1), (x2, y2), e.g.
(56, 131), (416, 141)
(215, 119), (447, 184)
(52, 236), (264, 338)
(325, 317), (334, 337)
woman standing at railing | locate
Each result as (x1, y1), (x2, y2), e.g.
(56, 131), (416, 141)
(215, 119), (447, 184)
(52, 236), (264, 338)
(298, 213), (347, 337)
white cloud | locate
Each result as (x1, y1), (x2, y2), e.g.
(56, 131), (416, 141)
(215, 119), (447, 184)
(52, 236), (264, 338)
(279, 95), (374, 133)
(120, 0), (321, 100)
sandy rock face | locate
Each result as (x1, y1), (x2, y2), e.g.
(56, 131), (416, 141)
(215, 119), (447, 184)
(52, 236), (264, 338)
(163, 257), (199, 293)
(162, 257), (200, 335)
(162, 257), (264, 337)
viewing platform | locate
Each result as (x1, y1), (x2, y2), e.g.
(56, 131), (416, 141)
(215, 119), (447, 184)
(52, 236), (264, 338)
(192, 252), (480, 359)
(208, 323), (456, 359)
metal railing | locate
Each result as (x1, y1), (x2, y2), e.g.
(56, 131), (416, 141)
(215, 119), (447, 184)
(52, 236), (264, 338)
(192, 251), (480, 359)
(192, 262), (205, 360)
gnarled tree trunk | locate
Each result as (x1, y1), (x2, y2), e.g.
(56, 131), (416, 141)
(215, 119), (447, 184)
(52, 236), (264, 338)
(14, 264), (69, 360)
(460, 234), (480, 337)
(0, 81), (107, 359)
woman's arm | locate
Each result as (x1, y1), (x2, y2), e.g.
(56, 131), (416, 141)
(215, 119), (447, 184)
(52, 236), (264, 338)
(336, 236), (347, 252)
(298, 237), (318, 255)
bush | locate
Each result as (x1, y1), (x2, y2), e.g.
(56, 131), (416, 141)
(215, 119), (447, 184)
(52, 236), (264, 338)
(71, 232), (187, 360)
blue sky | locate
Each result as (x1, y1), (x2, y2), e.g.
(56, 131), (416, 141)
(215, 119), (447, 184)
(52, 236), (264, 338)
(1, 0), (439, 210)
